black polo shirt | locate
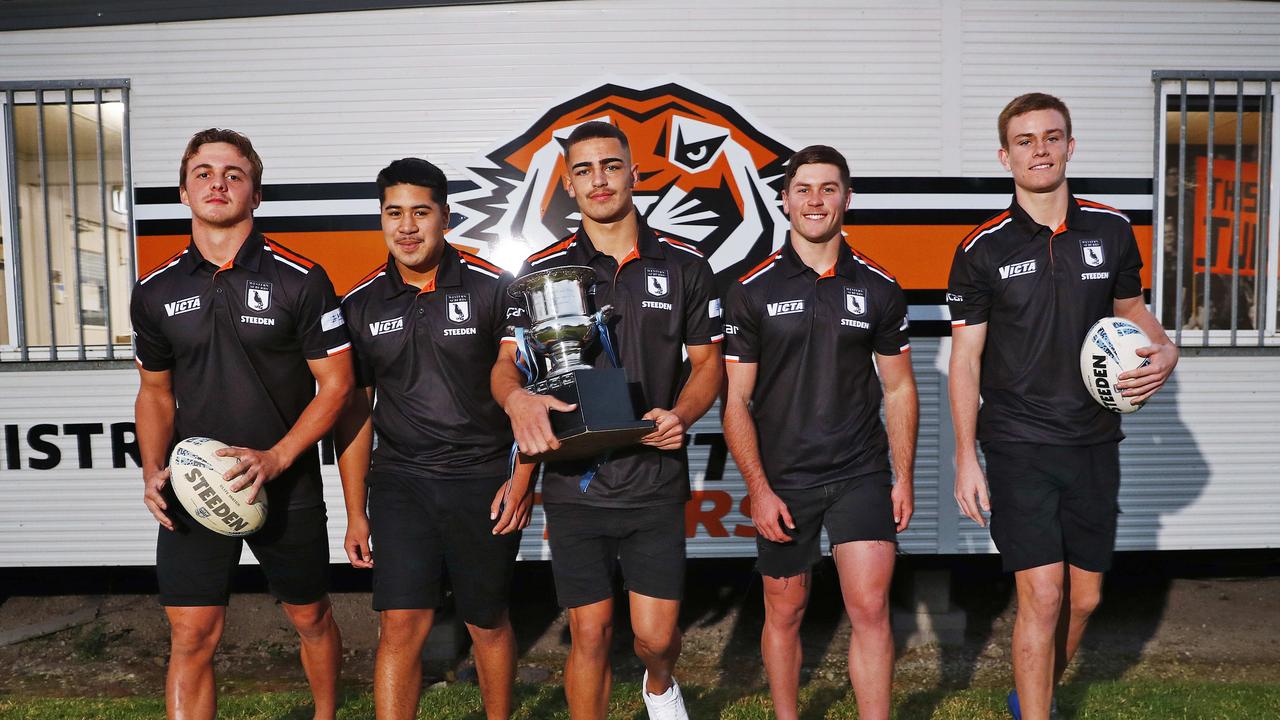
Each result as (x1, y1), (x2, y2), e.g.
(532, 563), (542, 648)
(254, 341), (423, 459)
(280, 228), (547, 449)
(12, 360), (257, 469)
(342, 245), (514, 479)
(505, 218), (723, 508)
(724, 237), (909, 490)
(947, 195), (1143, 445)
(130, 230), (351, 510)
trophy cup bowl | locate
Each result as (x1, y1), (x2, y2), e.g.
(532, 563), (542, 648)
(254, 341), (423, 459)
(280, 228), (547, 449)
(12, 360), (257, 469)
(507, 265), (655, 462)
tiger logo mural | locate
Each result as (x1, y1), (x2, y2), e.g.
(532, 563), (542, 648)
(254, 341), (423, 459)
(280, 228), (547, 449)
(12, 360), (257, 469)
(452, 82), (794, 284)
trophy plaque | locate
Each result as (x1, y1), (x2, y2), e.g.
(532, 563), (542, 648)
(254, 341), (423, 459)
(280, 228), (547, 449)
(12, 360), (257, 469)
(508, 265), (655, 462)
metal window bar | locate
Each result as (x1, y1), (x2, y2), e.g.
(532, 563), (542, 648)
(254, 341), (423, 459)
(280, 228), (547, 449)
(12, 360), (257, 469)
(95, 88), (114, 360)
(36, 91), (58, 360)
(1175, 82), (1187, 346)
(0, 79), (130, 361)
(65, 90), (85, 359)
(1156, 71), (1280, 346)
(1202, 82), (1214, 346)
(1231, 82), (1243, 345)
(1262, 83), (1274, 344)
(2, 91), (25, 359)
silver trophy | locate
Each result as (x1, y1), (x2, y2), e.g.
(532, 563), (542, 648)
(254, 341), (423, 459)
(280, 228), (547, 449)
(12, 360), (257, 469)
(507, 265), (654, 461)
(508, 266), (608, 376)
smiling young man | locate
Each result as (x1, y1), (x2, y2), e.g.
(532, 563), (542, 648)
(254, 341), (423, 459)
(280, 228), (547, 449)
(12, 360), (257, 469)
(131, 128), (353, 720)
(334, 158), (534, 720)
(947, 94), (1178, 720)
(722, 145), (917, 720)
(491, 121), (724, 720)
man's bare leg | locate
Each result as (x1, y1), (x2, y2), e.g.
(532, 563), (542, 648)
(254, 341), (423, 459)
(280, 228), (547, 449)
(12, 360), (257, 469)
(834, 541), (896, 720)
(1055, 565), (1104, 683)
(760, 572), (811, 720)
(165, 605), (226, 720)
(281, 597), (342, 720)
(374, 609), (433, 720)
(1012, 562), (1066, 720)
(467, 612), (517, 720)
(565, 598), (614, 720)
(628, 592), (682, 695)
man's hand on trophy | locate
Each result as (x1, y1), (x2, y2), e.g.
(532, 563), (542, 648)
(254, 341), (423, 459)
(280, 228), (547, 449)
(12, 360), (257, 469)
(505, 388), (577, 455)
(640, 408), (687, 450)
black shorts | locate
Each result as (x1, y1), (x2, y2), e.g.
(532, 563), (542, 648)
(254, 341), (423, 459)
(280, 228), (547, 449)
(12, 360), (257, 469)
(543, 503), (685, 608)
(157, 500), (330, 607)
(367, 471), (520, 628)
(983, 441), (1121, 573)
(755, 471), (896, 578)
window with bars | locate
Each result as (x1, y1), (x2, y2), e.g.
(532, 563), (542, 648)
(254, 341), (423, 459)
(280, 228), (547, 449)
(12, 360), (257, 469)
(0, 80), (133, 361)
(1154, 72), (1278, 347)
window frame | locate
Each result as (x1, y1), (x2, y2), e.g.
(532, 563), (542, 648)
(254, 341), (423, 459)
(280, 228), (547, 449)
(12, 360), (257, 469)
(1152, 72), (1280, 347)
(0, 79), (134, 361)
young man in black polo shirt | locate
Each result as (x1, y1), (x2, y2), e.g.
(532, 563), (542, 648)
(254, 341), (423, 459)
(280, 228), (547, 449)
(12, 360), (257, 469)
(132, 128), (353, 720)
(335, 158), (533, 720)
(722, 145), (918, 720)
(948, 94), (1178, 720)
(492, 121), (723, 720)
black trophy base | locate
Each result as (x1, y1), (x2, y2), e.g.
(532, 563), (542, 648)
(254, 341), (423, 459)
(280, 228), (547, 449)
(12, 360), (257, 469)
(522, 367), (655, 462)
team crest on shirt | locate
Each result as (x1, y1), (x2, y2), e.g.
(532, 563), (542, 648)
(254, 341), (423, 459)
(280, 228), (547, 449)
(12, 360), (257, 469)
(646, 268), (669, 297)
(845, 287), (867, 316)
(446, 294), (471, 324)
(1080, 239), (1105, 267)
(246, 281), (271, 312)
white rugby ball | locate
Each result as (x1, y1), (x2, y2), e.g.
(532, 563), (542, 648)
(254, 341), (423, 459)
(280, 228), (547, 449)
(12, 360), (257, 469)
(1080, 316), (1151, 414)
(169, 437), (268, 536)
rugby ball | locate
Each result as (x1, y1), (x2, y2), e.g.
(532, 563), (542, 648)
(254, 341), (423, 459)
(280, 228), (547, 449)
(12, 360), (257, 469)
(168, 437), (268, 536)
(1080, 317), (1151, 414)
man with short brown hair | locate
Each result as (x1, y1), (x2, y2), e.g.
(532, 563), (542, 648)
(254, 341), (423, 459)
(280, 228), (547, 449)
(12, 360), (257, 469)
(949, 94), (1178, 719)
(133, 128), (352, 720)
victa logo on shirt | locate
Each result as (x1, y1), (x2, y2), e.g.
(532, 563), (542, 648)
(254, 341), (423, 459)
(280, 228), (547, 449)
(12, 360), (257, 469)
(998, 260), (1037, 280)
(766, 300), (805, 316)
(164, 295), (201, 317)
(369, 317), (404, 336)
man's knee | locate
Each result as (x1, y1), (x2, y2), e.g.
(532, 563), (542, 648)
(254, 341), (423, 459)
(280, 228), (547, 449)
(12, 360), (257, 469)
(633, 624), (680, 661)
(1018, 578), (1064, 620)
(843, 587), (890, 628)
(168, 610), (225, 659)
(379, 609), (434, 650)
(283, 598), (336, 641)
(568, 613), (613, 656)
(1069, 583), (1102, 618)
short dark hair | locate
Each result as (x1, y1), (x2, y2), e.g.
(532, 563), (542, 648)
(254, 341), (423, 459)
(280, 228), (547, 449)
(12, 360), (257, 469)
(179, 128), (264, 195)
(376, 157), (449, 205)
(564, 121), (631, 156)
(998, 93), (1072, 149)
(783, 145), (850, 191)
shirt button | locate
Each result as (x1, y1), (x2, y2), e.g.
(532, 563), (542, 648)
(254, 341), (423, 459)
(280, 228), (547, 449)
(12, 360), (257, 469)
(215, 288), (222, 294)
(418, 308), (424, 315)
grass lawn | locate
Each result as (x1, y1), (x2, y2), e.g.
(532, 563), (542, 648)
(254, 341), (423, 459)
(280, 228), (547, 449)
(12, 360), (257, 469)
(1, 680), (1277, 719)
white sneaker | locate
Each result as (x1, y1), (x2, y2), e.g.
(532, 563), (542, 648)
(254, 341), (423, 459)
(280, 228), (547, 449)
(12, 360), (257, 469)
(641, 670), (689, 720)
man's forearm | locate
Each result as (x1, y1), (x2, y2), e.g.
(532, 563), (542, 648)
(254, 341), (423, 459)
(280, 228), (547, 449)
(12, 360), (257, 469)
(722, 397), (772, 498)
(884, 382), (919, 484)
(949, 361), (981, 462)
(491, 347), (526, 409)
(135, 387), (175, 475)
(671, 349), (723, 426)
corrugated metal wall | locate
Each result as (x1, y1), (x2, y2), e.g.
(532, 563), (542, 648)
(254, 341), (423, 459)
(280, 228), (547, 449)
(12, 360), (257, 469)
(1, 1), (1278, 565)
(3, 0), (1277, 186)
